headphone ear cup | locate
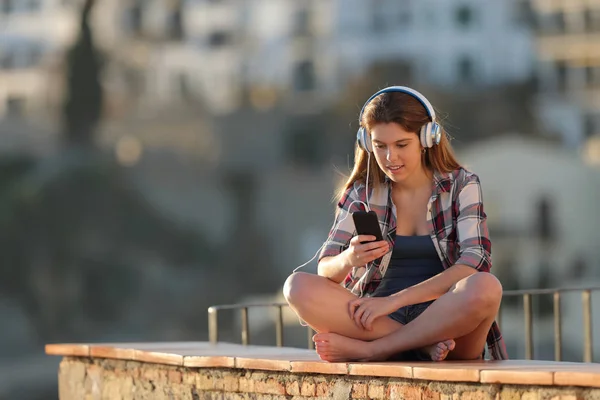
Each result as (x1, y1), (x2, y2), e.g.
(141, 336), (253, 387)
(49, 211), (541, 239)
(420, 123), (432, 148)
(357, 127), (372, 153)
(431, 123), (441, 145)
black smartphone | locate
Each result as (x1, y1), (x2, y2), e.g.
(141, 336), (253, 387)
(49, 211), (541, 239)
(352, 211), (383, 242)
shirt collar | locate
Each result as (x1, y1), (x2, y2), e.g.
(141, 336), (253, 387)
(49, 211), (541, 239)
(432, 170), (453, 194)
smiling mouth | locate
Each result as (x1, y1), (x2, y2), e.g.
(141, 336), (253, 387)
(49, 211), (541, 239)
(387, 165), (404, 171)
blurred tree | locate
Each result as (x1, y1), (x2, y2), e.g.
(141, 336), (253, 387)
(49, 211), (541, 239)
(63, 0), (103, 148)
(0, 155), (216, 343)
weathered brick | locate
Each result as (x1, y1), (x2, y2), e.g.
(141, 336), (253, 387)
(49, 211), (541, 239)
(332, 380), (352, 399)
(254, 396), (287, 400)
(223, 393), (251, 400)
(389, 384), (422, 400)
(142, 368), (157, 381)
(368, 384), (386, 399)
(197, 374), (216, 390)
(301, 380), (316, 396)
(254, 378), (286, 395)
(521, 392), (539, 400)
(423, 387), (442, 400)
(168, 370), (182, 384)
(239, 377), (255, 392)
(352, 382), (368, 399)
(222, 375), (239, 392)
(286, 380), (300, 396)
(130, 367), (141, 380)
(500, 389), (522, 400)
(317, 381), (332, 397)
(182, 372), (197, 386)
(462, 391), (492, 400)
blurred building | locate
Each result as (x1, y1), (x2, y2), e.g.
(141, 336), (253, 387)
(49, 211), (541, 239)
(529, 0), (600, 152)
(334, 0), (534, 89)
(460, 134), (600, 359)
(459, 134), (600, 290)
(96, 0), (535, 117)
(107, 0), (336, 116)
(0, 0), (81, 119)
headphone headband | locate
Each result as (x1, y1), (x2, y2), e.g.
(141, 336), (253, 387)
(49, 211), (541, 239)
(356, 86), (441, 152)
(358, 86), (436, 125)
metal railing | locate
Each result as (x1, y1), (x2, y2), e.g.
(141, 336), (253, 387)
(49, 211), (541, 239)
(208, 286), (598, 361)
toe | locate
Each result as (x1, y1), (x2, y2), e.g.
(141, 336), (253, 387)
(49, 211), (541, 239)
(313, 333), (328, 342)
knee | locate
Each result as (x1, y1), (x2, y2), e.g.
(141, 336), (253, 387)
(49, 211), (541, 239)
(282, 272), (313, 306)
(457, 272), (503, 312)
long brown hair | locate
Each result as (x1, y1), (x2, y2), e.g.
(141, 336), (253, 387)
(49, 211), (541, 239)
(337, 91), (460, 201)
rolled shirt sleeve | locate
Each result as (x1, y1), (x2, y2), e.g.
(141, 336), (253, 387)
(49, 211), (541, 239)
(454, 175), (492, 272)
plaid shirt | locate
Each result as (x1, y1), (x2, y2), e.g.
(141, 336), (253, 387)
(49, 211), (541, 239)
(319, 167), (508, 360)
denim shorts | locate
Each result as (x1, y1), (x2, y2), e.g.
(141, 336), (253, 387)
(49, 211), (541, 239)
(386, 300), (435, 361)
(388, 300), (433, 326)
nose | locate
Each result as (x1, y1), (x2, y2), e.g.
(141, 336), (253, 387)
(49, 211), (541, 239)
(386, 148), (394, 161)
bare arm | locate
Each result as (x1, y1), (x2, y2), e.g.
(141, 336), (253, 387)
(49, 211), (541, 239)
(317, 254), (352, 283)
(318, 235), (390, 283)
(389, 264), (477, 307)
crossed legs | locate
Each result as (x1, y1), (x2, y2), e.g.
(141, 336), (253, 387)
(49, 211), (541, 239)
(283, 271), (502, 362)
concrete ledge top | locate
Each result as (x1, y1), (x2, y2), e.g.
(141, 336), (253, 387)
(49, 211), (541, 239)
(45, 341), (600, 387)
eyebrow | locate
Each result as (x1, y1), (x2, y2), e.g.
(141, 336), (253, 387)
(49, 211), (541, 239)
(372, 138), (411, 144)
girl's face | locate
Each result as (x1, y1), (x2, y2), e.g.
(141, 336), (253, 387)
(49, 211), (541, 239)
(370, 122), (424, 183)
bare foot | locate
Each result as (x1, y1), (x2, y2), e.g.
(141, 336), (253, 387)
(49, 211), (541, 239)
(313, 333), (377, 362)
(420, 339), (455, 361)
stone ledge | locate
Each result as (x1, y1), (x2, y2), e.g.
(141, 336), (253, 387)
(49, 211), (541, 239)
(45, 342), (600, 387)
(54, 357), (600, 400)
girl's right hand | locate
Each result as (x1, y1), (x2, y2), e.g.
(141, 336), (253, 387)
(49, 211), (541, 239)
(345, 235), (390, 267)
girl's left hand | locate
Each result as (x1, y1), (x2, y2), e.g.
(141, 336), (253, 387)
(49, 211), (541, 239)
(348, 296), (400, 331)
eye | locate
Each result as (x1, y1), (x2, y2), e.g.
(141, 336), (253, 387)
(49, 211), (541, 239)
(397, 144), (407, 148)
(374, 143), (385, 149)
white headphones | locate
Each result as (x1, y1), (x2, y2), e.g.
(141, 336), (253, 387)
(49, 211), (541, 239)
(356, 86), (441, 153)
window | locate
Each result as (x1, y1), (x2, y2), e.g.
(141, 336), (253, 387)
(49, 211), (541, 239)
(293, 8), (310, 36)
(583, 65), (600, 87)
(455, 5), (474, 28)
(293, 60), (315, 92)
(584, 114), (598, 139)
(584, 8), (600, 32)
(555, 61), (567, 91)
(398, 9), (411, 26)
(178, 72), (192, 102)
(2, 0), (13, 14)
(167, 5), (184, 40)
(0, 51), (13, 69)
(371, 0), (386, 33)
(27, 0), (40, 12)
(127, 1), (143, 36)
(207, 31), (231, 47)
(513, 0), (534, 26)
(535, 196), (555, 241)
(285, 119), (325, 168)
(551, 11), (566, 34)
(6, 97), (24, 117)
(457, 56), (474, 83)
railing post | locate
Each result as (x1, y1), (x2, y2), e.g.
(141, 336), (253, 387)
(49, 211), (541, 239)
(583, 290), (593, 362)
(307, 326), (314, 350)
(524, 293), (533, 360)
(496, 305), (502, 329)
(241, 307), (250, 345)
(208, 307), (218, 344)
(553, 291), (562, 361)
(275, 305), (284, 347)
